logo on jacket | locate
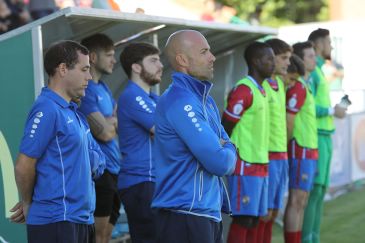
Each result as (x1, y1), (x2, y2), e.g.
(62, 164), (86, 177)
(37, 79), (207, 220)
(29, 112), (43, 138)
(67, 116), (74, 124)
(183, 105), (202, 132)
(184, 105), (192, 112)
(36, 111), (43, 118)
(136, 96), (153, 113)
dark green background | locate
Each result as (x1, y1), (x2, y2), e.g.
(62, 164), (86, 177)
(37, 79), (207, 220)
(0, 30), (35, 243)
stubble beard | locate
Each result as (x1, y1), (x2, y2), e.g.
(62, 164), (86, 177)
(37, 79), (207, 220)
(141, 67), (161, 86)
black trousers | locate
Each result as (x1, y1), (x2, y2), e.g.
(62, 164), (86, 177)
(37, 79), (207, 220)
(27, 221), (95, 243)
(155, 210), (223, 243)
(119, 181), (155, 243)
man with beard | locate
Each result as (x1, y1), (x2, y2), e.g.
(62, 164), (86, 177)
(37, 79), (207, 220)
(152, 30), (236, 243)
(223, 42), (275, 243)
(79, 34), (121, 243)
(300, 29), (346, 243)
(117, 42), (163, 243)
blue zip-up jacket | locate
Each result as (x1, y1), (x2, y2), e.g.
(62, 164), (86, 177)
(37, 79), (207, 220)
(117, 81), (158, 189)
(152, 72), (237, 222)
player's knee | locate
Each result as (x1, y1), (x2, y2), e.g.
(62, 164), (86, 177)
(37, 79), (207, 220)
(288, 191), (308, 209)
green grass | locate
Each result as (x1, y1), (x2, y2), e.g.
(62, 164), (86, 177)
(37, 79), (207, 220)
(272, 187), (365, 243)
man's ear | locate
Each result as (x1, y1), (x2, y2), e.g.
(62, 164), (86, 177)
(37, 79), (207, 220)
(58, 63), (68, 77)
(131, 63), (142, 75)
(252, 57), (261, 67)
(89, 51), (97, 65)
(176, 53), (189, 67)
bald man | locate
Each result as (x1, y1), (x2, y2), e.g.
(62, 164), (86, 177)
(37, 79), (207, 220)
(151, 30), (237, 243)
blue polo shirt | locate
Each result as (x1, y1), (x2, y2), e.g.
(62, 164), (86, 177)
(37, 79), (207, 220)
(20, 87), (94, 225)
(117, 81), (158, 189)
(79, 80), (121, 175)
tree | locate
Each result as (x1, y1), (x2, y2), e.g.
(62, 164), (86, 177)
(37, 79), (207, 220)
(216, 0), (329, 27)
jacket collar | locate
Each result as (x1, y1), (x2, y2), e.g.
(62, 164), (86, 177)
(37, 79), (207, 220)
(41, 87), (78, 110)
(172, 72), (213, 100)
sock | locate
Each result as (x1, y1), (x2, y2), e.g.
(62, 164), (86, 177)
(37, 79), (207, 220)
(312, 186), (326, 243)
(285, 231), (298, 243)
(302, 184), (322, 242)
(246, 226), (258, 243)
(297, 231), (302, 243)
(263, 220), (273, 243)
(228, 223), (248, 243)
(256, 220), (266, 243)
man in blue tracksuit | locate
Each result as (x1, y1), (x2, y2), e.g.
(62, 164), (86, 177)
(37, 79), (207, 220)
(152, 30), (237, 243)
(11, 99), (106, 231)
(79, 34), (121, 243)
(117, 42), (163, 242)
(14, 41), (97, 242)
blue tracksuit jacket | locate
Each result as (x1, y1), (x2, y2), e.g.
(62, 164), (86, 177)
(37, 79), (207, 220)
(152, 72), (236, 222)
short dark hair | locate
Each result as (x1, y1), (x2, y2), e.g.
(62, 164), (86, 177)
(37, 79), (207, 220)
(120, 42), (160, 78)
(287, 54), (305, 76)
(292, 41), (314, 60)
(44, 40), (89, 77)
(265, 38), (292, 55)
(244, 41), (272, 68)
(308, 28), (330, 42)
(81, 33), (114, 52)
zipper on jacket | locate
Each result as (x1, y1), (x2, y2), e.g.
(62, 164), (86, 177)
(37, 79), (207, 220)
(189, 163), (199, 211)
(202, 86), (208, 121)
(198, 170), (204, 201)
(220, 177), (232, 214)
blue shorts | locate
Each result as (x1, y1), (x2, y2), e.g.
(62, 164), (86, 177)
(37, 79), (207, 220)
(227, 160), (268, 217)
(288, 158), (317, 191)
(288, 140), (318, 192)
(268, 159), (288, 210)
